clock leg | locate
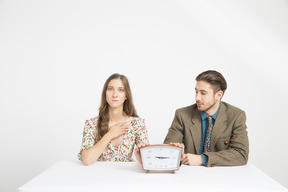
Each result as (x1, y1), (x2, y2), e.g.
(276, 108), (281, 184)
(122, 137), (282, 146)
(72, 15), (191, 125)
(146, 170), (150, 174)
(172, 170), (175, 174)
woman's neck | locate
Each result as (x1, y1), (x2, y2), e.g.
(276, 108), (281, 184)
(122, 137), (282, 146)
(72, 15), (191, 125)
(108, 107), (127, 122)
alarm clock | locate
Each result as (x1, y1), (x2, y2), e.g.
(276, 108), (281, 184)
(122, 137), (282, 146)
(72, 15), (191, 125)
(140, 144), (182, 173)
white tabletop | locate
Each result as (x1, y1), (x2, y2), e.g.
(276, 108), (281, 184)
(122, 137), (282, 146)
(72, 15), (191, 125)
(19, 161), (288, 192)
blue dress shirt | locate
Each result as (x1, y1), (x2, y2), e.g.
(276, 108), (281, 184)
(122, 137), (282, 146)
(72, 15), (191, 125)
(200, 105), (220, 165)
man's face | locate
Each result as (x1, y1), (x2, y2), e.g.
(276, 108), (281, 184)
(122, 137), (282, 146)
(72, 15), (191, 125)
(195, 80), (222, 113)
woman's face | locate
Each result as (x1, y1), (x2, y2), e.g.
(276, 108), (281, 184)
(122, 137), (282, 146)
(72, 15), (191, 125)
(106, 79), (127, 109)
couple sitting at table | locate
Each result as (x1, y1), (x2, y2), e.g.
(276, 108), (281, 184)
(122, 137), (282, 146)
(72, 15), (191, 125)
(78, 71), (249, 167)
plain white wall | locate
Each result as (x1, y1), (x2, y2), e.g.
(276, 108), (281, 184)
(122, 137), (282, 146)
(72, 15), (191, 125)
(1, 0), (288, 191)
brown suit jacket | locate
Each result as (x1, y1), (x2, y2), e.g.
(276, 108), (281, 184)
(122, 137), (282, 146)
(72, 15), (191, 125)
(164, 102), (249, 167)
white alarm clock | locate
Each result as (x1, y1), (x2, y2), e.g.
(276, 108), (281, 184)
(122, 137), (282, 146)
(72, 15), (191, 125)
(140, 144), (182, 173)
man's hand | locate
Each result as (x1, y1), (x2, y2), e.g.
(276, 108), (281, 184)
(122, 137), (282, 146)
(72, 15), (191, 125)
(134, 143), (150, 164)
(168, 142), (185, 159)
(168, 142), (185, 150)
(181, 153), (203, 166)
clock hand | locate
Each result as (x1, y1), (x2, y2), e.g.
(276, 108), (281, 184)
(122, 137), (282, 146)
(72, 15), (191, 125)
(155, 156), (170, 159)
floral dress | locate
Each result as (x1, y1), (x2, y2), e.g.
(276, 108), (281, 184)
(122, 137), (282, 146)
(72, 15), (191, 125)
(78, 117), (149, 162)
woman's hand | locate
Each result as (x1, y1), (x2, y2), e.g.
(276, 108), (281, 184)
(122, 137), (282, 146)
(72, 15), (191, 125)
(134, 143), (150, 164)
(106, 121), (130, 140)
(81, 121), (130, 166)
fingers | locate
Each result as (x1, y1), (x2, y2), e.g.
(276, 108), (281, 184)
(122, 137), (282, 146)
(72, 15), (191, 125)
(112, 122), (129, 135)
(108, 122), (130, 139)
(134, 143), (150, 153)
(181, 154), (189, 165)
(121, 126), (129, 134)
(117, 122), (129, 129)
(182, 159), (189, 165)
(181, 153), (186, 161)
(169, 142), (185, 149)
(120, 123), (130, 133)
(136, 143), (150, 150)
(118, 119), (132, 127)
(169, 142), (180, 148)
(134, 148), (142, 164)
(112, 121), (130, 129)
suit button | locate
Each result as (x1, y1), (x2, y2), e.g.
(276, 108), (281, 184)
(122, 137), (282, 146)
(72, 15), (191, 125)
(224, 141), (228, 145)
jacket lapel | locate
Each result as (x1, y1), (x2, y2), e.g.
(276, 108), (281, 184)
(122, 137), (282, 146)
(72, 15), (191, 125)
(210, 103), (227, 149)
(190, 110), (202, 154)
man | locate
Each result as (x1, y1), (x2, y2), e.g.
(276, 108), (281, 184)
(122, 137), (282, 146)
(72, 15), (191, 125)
(164, 70), (249, 167)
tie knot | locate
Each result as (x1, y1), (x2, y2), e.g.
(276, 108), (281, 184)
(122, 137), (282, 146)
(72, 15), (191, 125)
(207, 116), (213, 123)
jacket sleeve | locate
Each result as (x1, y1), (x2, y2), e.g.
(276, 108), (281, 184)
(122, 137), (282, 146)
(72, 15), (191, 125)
(164, 109), (185, 144)
(204, 110), (249, 167)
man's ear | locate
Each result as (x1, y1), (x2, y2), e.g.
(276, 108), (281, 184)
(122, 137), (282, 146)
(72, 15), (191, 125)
(217, 90), (223, 100)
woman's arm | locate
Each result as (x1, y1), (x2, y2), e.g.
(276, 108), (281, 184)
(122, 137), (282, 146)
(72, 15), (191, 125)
(81, 133), (112, 166)
(133, 118), (149, 163)
(81, 121), (130, 166)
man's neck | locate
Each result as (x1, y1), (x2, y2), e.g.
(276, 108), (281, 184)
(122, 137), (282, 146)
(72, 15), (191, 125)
(205, 101), (221, 116)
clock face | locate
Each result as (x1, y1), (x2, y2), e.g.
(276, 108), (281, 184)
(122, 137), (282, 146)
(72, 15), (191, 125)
(140, 145), (182, 171)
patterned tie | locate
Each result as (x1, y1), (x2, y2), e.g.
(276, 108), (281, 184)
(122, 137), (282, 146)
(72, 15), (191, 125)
(204, 116), (213, 152)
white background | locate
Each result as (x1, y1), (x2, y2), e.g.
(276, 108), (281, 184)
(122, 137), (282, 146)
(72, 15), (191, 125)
(1, 0), (288, 191)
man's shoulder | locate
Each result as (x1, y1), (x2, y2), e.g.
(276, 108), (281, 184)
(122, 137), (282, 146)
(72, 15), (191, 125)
(221, 102), (245, 114)
(176, 104), (198, 114)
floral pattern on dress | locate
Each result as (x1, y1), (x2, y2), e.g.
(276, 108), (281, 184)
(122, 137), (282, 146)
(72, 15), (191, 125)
(78, 117), (149, 162)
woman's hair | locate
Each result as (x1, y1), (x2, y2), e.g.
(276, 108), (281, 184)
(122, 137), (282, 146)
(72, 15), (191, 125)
(96, 73), (138, 141)
(196, 70), (227, 95)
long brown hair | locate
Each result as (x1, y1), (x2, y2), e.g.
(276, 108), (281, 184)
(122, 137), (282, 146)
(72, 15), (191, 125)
(96, 73), (138, 141)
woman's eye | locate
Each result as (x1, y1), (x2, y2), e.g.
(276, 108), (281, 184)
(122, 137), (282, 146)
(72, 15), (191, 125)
(107, 88), (112, 91)
(119, 89), (124, 92)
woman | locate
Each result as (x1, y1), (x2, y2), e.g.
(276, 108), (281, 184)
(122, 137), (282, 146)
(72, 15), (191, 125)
(78, 73), (149, 165)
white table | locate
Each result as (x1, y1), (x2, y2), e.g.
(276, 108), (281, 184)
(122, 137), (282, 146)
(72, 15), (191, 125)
(19, 161), (288, 192)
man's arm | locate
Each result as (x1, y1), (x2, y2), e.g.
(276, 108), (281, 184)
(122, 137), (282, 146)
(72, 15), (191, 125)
(164, 109), (204, 166)
(164, 109), (184, 144)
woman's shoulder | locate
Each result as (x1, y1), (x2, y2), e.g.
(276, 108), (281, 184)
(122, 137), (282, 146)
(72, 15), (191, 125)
(130, 116), (145, 126)
(131, 116), (144, 121)
(85, 116), (98, 128)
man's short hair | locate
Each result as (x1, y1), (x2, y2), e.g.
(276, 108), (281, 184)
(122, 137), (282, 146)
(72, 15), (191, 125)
(196, 70), (227, 94)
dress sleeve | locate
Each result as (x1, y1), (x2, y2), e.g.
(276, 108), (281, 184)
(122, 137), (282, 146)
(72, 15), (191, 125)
(134, 118), (149, 146)
(77, 120), (97, 161)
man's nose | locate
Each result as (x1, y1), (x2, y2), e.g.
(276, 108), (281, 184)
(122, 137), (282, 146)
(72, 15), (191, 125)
(196, 93), (201, 101)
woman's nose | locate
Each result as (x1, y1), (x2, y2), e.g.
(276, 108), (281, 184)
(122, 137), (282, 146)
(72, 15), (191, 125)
(113, 91), (118, 97)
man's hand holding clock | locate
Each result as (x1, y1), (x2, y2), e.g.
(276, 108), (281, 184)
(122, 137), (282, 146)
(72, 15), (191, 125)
(168, 142), (203, 166)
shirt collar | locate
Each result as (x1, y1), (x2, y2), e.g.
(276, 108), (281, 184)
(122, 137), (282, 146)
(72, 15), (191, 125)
(200, 103), (221, 120)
